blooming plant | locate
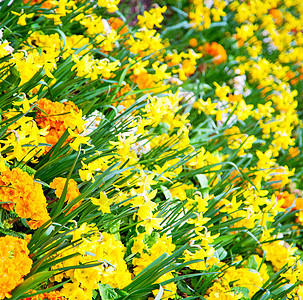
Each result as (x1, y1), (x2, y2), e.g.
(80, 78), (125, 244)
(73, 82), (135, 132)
(0, 0), (303, 299)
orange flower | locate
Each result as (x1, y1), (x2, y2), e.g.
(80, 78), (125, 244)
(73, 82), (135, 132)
(0, 167), (50, 229)
(289, 147), (300, 158)
(25, 291), (66, 300)
(285, 70), (298, 85)
(182, 59), (197, 77)
(204, 42), (227, 65)
(269, 8), (283, 25)
(189, 38), (198, 48)
(228, 94), (243, 103)
(234, 33), (244, 47)
(297, 65), (303, 80)
(269, 166), (294, 189)
(113, 83), (136, 110)
(295, 197), (303, 210)
(23, 0), (54, 9)
(0, 236), (32, 299)
(50, 177), (81, 213)
(275, 191), (295, 209)
(229, 167), (250, 187)
(35, 98), (85, 148)
(108, 17), (129, 35)
(130, 73), (157, 90)
(293, 198), (303, 225)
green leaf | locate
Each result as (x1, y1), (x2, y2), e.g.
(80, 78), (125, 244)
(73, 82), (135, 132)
(50, 147), (81, 217)
(259, 291), (271, 300)
(143, 232), (160, 249)
(247, 255), (258, 270)
(271, 283), (296, 298)
(10, 271), (56, 300)
(109, 220), (121, 241)
(231, 286), (250, 299)
(98, 283), (118, 300)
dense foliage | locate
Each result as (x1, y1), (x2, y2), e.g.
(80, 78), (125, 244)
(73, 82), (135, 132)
(0, 0), (303, 299)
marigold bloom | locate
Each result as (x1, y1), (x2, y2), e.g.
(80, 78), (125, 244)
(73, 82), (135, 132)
(35, 98), (85, 147)
(204, 42), (227, 65)
(50, 177), (81, 213)
(108, 17), (129, 34)
(0, 167), (50, 229)
(269, 8), (283, 25)
(25, 291), (66, 300)
(113, 83), (136, 110)
(289, 147), (300, 158)
(0, 236), (32, 299)
(23, 0), (54, 8)
(189, 38), (198, 48)
(295, 198), (303, 210)
(275, 191), (295, 209)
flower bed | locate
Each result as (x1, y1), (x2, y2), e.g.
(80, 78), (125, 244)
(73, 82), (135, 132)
(1, 0), (303, 299)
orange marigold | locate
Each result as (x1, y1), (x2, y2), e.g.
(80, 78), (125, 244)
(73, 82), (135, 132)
(35, 98), (85, 147)
(204, 42), (227, 65)
(23, 0), (54, 8)
(0, 167), (50, 229)
(275, 191), (295, 209)
(189, 38), (198, 48)
(293, 198), (303, 225)
(289, 147), (300, 158)
(25, 291), (66, 300)
(108, 17), (129, 35)
(234, 33), (244, 47)
(50, 177), (81, 213)
(295, 197), (303, 210)
(0, 236), (33, 299)
(269, 8), (283, 25)
(113, 83), (136, 110)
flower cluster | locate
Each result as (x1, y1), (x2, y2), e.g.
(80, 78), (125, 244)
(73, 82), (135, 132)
(1, 0), (303, 298)
(35, 98), (86, 147)
(50, 177), (81, 213)
(51, 223), (131, 299)
(0, 236), (32, 299)
(0, 166), (50, 229)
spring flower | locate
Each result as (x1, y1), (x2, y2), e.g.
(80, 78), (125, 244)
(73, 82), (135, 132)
(204, 42), (227, 65)
(0, 236), (32, 299)
(90, 191), (112, 214)
(35, 98), (86, 147)
(0, 167), (50, 229)
(11, 11), (34, 26)
(97, 0), (120, 13)
(53, 227), (131, 297)
(50, 177), (81, 213)
(289, 147), (300, 158)
(24, 291), (66, 299)
(189, 38), (198, 48)
(0, 110), (48, 162)
(132, 234), (177, 298)
(137, 5), (167, 29)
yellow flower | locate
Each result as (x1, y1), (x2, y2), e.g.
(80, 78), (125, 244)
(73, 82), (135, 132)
(97, 0), (120, 13)
(137, 5), (167, 29)
(140, 215), (163, 235)
(68, 128), (91, 151)
(11, 11), (34, 26)
(90, 192), (112, 214)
